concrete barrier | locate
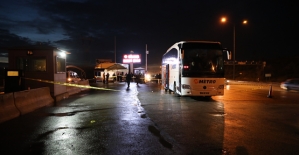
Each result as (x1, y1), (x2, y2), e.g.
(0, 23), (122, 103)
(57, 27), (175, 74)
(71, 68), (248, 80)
(78, 80), (90, 91)
(14, 87), (54, 115)
(66, 85), (81, 95)
(0, 93), (20, 124)
(54, 92), (69, 103)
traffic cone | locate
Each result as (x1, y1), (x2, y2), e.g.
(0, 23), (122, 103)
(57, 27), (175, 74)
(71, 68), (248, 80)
(267, 85), (273, 98)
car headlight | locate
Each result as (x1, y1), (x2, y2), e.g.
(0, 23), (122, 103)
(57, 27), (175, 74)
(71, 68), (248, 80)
(145, 74), (151, 81)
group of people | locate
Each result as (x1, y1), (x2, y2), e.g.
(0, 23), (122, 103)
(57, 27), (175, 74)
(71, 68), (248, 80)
(102, 72), (110, 84)
(102, 72), (143, 88)
(125, 72), (142, 88)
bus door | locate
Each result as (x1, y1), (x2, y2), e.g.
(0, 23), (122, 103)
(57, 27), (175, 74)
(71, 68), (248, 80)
(165, 64), (169, 90)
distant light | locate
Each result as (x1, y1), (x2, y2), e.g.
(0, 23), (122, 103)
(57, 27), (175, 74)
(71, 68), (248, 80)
(243, 20), (248, 24)
(145, 74), (151, 82)
(221, 17), (227, 23)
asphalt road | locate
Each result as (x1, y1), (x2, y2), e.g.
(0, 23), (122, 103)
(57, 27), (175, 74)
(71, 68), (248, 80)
(0, 81), (298, 155)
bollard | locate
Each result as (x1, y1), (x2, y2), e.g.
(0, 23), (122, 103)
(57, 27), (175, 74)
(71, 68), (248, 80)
(267, 85), (273, 98)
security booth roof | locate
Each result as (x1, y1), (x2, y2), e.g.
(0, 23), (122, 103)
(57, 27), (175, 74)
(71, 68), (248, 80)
(106, 63), (127, 70)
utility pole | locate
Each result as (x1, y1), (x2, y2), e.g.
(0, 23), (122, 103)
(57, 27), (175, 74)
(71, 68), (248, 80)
(114, 36), (116, 63)
(145, 44), (149, 73)
(233, 24), (235, 80)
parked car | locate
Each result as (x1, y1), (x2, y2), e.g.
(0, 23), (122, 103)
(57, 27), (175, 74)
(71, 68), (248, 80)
(67, 71), (81, 83)
(95, 76), (115, 83)
(95, 76), (103, 82)
(280, 78), (299, 91)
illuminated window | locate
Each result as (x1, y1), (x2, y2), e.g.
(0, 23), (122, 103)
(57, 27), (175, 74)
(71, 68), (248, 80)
(17, 57), (47, 72)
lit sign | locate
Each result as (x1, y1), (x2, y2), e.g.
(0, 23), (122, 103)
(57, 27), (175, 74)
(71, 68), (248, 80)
(122, 54), (141, 64)
(7, 71), (19, 76)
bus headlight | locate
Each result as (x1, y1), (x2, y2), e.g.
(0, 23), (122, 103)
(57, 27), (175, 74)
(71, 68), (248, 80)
(182, 84), (191, 89)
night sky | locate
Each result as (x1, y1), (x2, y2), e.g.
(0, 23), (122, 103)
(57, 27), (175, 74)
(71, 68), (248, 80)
(0, 0), (298, 73)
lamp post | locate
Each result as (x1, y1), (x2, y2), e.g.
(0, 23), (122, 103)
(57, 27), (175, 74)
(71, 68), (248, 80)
(145, 44), (149, 73)
(130, 50), (134, 74)
(221, 17), (247, 80)
(233, 23), (235, 80)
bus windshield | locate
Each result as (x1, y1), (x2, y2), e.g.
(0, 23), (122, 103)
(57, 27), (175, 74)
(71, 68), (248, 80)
(182, 48), (224, 77)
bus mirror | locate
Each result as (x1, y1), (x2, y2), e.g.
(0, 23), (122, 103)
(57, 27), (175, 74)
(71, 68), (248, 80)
(228, 51), (232, 60)
(223, 49), (232, 60)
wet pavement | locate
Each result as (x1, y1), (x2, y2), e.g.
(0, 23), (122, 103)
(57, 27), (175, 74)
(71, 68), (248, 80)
(1, 80), (299, 155)
(0, 81), (181, 155)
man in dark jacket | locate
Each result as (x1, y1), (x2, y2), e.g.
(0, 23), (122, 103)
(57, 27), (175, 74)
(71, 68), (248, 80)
(126, 73), (132, 88)
(135, 73), (141, 86)
(106, 72), (110, 84)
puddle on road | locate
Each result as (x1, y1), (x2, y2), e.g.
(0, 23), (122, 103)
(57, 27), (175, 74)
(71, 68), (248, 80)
(139, 113), (147, 118)
(148, 125), (173, 149)
(208, 112), (227, 116)
(49, 112), (76, 116)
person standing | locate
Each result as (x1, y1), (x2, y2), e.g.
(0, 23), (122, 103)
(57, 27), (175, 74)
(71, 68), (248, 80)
(136, 73), (141, 86)
(126, 73), (132, 88)
(102, 72), (105, 84)
(106, 72), (110, 84)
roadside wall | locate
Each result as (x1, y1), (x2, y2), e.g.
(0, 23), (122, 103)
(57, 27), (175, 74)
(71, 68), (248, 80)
(0, 80), (90, 124)
(14, 87), (54, 115)
(0, 93), (20, 124)
(78, 80), (90, 91)
(66, 79), (90, 95)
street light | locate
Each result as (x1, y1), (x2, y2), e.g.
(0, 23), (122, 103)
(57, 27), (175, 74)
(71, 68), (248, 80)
(221, 17), (247, 80)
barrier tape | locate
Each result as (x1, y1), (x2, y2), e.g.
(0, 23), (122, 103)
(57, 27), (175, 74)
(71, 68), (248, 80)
(23, 77), (120, 91)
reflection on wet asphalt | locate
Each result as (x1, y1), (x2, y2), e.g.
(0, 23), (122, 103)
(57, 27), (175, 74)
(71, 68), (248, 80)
(0, 82), (181, 155)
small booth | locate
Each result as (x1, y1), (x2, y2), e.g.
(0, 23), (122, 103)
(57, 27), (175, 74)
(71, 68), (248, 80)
(134, 67), (145, 75)
(7, 45), (69, 99)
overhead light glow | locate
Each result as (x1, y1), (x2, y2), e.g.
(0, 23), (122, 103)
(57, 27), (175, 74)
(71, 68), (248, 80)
(59, 52), (66, 58)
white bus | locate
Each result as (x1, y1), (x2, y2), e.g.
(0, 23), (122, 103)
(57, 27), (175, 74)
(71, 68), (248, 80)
(161, 41), (231, 97)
